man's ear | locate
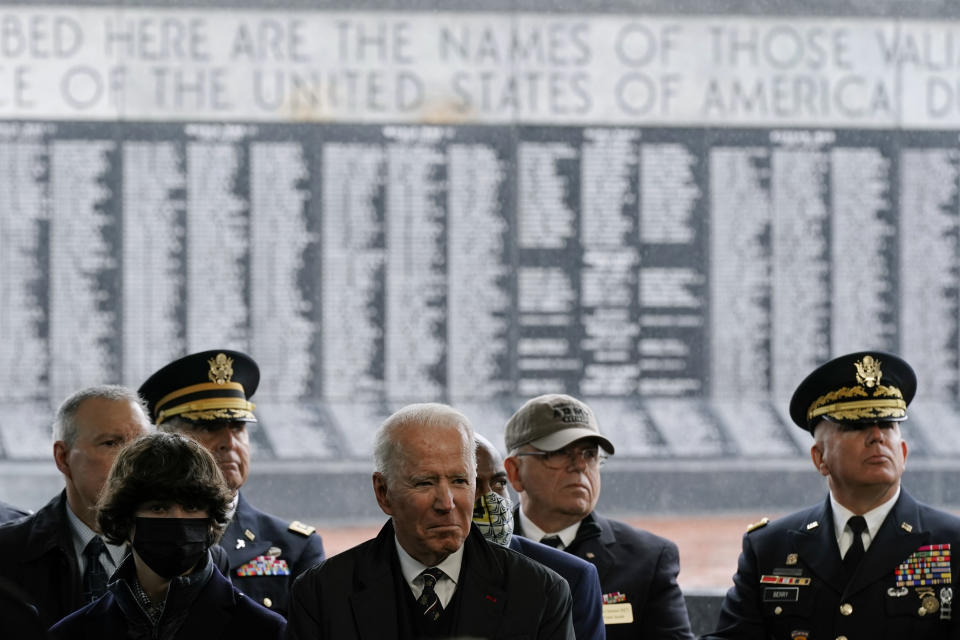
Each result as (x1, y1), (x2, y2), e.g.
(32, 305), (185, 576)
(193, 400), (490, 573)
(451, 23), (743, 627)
(372, 472), (392, 516)
(53, 441), (71, 479)
(810, 442), (828, 477)
(504, 456), (523, 493)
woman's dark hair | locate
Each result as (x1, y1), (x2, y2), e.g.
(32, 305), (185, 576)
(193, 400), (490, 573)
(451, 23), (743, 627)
(97, 431), (232, 547)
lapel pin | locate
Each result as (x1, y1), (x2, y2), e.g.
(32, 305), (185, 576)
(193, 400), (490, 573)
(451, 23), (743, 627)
(586, 552), (595, 559)
(786, 554), (798, 565)
(806, 521), (819, 530)
(235, 539), (246, 550)
(244, 529), (256, 541)
(267, 546), (282, 557)
(901, 522), (914, 532)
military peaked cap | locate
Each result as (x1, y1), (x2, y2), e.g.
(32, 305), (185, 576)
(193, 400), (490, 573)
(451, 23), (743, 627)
(139, 350), (259, 426)
(789, 350), (916, 434)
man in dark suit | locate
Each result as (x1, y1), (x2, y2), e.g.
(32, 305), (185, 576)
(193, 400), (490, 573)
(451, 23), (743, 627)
(0, 386), (151, 628)
(504, 393), (694, 640)
(474, 433), (606, 640)
(286, 403), (575, 640)
(704, 351), (960, 640)
(139, 350), (325, 617)
(0, 499), (28, 523)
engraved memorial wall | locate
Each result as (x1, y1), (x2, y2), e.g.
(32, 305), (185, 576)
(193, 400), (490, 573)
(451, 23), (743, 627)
(2, 7), (960, 472)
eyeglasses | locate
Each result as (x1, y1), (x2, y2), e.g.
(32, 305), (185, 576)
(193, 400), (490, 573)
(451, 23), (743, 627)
(515, 445), (607, 470)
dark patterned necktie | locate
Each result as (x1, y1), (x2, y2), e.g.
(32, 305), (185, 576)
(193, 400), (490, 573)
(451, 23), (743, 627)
(540, 535), (563, 549)
(843, 516), (868, 577)
(418, 568), (444, 622)
(81, 536), (109, 603)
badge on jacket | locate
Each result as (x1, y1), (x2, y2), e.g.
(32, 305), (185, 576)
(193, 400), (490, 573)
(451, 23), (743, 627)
(602, 593), (632, 625)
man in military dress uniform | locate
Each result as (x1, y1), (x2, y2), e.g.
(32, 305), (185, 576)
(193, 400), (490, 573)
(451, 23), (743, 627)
(139, 349), (325, 617)
(704, 351), (960, 640)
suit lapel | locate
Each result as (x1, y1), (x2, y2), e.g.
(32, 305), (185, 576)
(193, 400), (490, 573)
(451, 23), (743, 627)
(453, 527), (507, 638)
(791, 499), (846, 593)
(845, 492), (927, 597)
(351, 583), (400, 640)
(223, 495), (273, 569)
(350, 521), (401, 640)
(566, 513), (612, 583)
(511, 506), (613, 584)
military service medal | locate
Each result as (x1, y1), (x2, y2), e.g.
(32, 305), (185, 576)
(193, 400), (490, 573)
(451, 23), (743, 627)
(896, 544), (951, 587)
(236, 555), (291, 577)
(602, 592), (627, 604)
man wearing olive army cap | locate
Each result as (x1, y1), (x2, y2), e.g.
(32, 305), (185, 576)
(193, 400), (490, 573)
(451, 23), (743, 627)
(704, 351), (960, 640)
(504, 393), (694, 640)
(139, 349), (325, 617)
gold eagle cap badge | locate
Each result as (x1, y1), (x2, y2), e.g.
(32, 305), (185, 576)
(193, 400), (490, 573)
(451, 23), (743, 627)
(208, 353), (234, 384)
(854, 355), (882, 388)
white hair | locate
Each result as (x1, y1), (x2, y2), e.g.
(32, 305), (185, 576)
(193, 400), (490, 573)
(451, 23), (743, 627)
(52, 385), (150, 447)
(374, 403), (476, 483)
(159, 415), (197, 434)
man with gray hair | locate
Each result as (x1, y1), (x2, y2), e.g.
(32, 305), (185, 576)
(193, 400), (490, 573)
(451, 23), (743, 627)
(0, 385), (151, 627)
(504, 393), (694, 640)
(287, 402), (575, 639)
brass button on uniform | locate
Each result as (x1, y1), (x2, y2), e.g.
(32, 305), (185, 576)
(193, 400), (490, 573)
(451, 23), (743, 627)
(839, 603), (853, 616)
(263, 597), (273, 608)
(774, 606), (782, 615)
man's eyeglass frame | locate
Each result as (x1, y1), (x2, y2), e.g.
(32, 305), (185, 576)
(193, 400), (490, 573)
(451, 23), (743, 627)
(514, 445), (607, 470)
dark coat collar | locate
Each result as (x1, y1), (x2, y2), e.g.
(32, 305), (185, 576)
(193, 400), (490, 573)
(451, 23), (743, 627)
(109, 552), (235, 637)
(22, 490), (75, 563)
(76, 554), (236, 637)
(349, 521), (507, 640)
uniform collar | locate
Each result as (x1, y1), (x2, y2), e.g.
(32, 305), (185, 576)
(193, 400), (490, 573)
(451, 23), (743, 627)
(224, 492), (240, 522)
(830, 486), (900, 551)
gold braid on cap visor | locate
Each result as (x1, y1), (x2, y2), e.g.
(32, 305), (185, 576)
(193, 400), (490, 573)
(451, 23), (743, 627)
(154, 381), (256, 425)
(806, 383), (906, 423)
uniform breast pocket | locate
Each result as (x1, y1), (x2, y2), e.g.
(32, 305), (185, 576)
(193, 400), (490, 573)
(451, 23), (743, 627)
(762, 586), (816, 620)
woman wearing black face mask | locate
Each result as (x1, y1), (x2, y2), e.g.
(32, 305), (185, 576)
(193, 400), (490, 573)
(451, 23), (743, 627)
(49, 431), (286, 639)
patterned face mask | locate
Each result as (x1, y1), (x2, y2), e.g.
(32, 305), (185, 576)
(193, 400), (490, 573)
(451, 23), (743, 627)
(472, 491), (514, 547)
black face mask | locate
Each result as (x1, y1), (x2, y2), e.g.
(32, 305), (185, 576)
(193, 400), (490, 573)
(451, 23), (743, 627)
(132, 517), (209, 579)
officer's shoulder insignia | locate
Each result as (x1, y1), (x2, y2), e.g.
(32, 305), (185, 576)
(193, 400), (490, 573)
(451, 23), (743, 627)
(288, 520), (316, 536)
(746, 517), (769, 533)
